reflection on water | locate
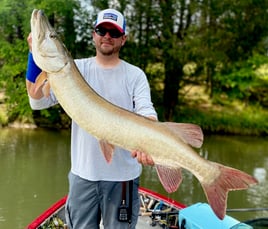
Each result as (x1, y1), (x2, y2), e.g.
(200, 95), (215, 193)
(0, 128), (267, 228)
(0, 128), (71, 229)
(247, 167), (268, 219)
(141, 134), (268, 221)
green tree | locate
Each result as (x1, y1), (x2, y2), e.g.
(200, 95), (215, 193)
(1, 0), (268, 127)
(0, 0), (87, 126)
(0, 0), (31, 122)
(191, 0), (268, 99)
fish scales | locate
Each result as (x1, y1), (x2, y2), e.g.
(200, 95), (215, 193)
(51, 69), (205, 171)
(51, 69), (212, 175)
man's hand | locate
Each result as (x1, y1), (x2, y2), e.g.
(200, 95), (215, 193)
(27, 33), (33, 51)
(131, 118), (156, 165)
(131, 150), (154, 166)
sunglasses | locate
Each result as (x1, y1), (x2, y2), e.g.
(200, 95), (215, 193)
(95, 26), (124, 38)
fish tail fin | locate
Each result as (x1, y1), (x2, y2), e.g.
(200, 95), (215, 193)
(201, 162), (258, 220)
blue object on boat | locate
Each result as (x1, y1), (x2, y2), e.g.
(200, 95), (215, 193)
(178, 203), (253, 229)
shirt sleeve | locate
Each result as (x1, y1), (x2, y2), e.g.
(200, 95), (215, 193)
(28, 91), (58, 110)
(133, 70), (158, 120)
(28, 59), (83, 110)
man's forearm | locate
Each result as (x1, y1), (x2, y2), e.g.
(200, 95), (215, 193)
(26, 79), (45, 99)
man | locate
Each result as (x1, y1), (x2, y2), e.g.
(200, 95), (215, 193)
(26, 8), (157, 229)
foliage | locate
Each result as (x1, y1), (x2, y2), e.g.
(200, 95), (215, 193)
(0, 0), (89, 127)
(145, 62), (165, 114)
(0, 0), (268, 133)
(0, 31), (30, 122)
(177, 104), (268, 136)
(214, 54), (268, 107)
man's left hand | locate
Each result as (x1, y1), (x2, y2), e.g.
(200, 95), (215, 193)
(131, 150), (154, 166)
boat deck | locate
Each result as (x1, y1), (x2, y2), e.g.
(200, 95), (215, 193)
(27, 189), (266, 229)
(28, 187), (184, 229)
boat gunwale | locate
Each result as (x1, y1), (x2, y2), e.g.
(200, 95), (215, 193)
(27, 196), (67, 229)
(26, 187), (186, 229)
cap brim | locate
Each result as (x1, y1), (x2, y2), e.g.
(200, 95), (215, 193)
(95, 21), (124, 34)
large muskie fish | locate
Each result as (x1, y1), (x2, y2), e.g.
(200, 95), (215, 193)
(30, 9), (257, 219)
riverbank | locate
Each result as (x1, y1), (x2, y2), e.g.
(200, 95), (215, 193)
(0, 91), (7, 127)
(1, 87), (268, 135)
(177, 104), (268, 136)
(176, 85), (268, 136)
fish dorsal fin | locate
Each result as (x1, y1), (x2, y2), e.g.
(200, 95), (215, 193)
(155, 164), (183, 193)
(164, 122), (204, 148)
(99, 140), (115, 163)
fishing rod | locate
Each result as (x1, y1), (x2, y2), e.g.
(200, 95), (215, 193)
(142, 207), (268, 215)
(227, 207), (268, 212)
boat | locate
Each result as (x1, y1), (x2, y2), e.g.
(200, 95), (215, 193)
(27, 187), (265, 229)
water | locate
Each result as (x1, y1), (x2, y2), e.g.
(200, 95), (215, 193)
(0, 128), (70, 229)
(0, 128), (267, 228)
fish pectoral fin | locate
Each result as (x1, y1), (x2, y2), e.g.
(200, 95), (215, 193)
(99, 140), (115, 163)
(164, 122), (204, 148)
(34, 71), (50, 97)
(155, 164), (183, 193)
(34, 71), (48, 93)
(42, 81), (51, 97)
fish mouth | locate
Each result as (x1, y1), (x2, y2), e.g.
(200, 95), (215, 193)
(31, 9), (55, 43)
(30, 9), (69, 73)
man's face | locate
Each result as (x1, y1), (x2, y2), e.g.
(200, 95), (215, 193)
(93, 23), (127, 56)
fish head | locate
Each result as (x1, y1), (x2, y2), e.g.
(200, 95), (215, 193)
(30, 9), (69, 73)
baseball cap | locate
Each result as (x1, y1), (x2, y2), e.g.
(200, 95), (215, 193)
(95, 9), (126, 34)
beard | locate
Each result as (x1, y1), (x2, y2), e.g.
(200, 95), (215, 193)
(97, 41), (121, 56)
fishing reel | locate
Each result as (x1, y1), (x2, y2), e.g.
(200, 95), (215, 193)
(151, 210), (179, 228)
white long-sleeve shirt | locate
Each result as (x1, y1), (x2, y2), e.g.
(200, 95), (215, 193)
(29, 57), (157, 181)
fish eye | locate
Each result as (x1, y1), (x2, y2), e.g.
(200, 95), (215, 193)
(49, 32), (57, 39)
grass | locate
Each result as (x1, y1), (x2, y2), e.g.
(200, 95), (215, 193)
(0, 91), (8, 126)
(0, 85), (267, 135)
(175, 85), (268, 135)
(177, 105), (268, 135)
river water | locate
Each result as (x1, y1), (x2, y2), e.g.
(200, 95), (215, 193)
(0, 128), (267, 228)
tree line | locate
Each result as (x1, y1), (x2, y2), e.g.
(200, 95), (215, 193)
(0, 0), (268, 127)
